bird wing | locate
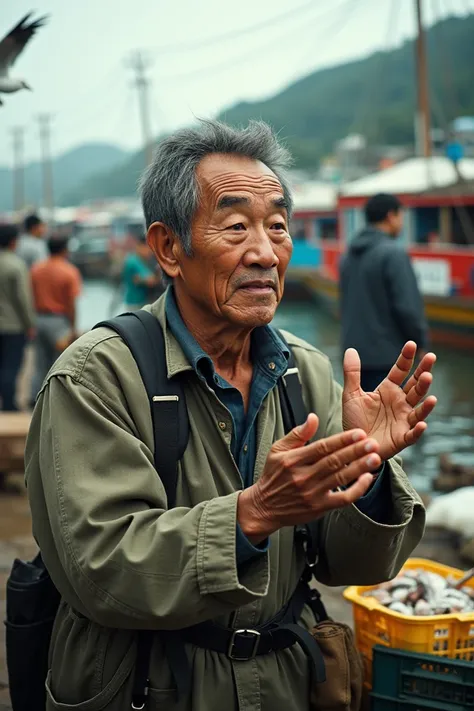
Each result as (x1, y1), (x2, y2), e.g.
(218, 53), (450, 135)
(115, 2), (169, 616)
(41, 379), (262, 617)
(0, 13), (48, 73)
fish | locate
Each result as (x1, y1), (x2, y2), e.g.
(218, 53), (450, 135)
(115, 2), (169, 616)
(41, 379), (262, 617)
(414, 599), (434, 616)
(363, 568), (474, 617)
(388, 601), (413, 615)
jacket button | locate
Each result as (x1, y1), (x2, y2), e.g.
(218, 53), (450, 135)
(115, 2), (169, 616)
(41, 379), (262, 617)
(218, 421), (227, 431)
(268, 362), (276, 370)
(243, 444), (248, 453)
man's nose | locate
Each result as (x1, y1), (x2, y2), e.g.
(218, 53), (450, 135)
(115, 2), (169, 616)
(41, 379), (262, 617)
(242, 229), (279, 269)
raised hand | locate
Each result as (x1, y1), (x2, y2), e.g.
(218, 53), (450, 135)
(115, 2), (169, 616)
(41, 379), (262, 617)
(341, 341), (437, 462)
(237, 414), (382, 543)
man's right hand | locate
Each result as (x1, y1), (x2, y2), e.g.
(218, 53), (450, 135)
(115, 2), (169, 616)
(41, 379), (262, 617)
(237, 413), (381, 545)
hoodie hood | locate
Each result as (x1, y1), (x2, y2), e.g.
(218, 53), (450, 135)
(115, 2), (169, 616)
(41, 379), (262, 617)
(349, 227), (391, 255)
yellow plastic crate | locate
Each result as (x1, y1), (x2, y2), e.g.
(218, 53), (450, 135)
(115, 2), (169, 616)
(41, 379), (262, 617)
(343, 558), (474, 689)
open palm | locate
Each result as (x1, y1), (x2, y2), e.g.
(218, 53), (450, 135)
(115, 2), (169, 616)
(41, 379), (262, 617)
(342, 342), (437, 462)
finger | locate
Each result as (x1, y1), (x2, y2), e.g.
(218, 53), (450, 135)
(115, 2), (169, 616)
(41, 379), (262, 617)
(405, 371), (433, 408)
(386, 341), (417, 387)
(324, 450), (382, 489)
(326, 473), (375, 509)
(403, 352), (437, 394)
(285, 426), (369, 467)
(407, 395), (437, 428)
(272, 413), (319, 452)
(306, 436), (381, 478)
(404, 421), (428, 447)
(343, 348), (362, 394)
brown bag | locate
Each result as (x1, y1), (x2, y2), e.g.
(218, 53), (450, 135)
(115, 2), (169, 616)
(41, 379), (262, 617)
(310, 619), (364, 711)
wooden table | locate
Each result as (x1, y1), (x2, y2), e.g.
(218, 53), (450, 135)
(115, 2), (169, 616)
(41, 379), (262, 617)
(0, 413), (32, 473)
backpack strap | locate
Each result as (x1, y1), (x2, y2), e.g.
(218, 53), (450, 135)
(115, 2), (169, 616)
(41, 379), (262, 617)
(94, 311), (191, 707)
(276, 332), (322, 605)
(94, 311), (189, 508)
(276, 346), (308, 433)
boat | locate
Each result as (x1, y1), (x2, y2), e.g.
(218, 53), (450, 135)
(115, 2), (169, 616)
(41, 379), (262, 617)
(286, 0), (474, 351)
(288, 159), (474, 349)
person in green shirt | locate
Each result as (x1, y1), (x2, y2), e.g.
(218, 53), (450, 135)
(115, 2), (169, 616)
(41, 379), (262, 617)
(122, 236), (159, 310)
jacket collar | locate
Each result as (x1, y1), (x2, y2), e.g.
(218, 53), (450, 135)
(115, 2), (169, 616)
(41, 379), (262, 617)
(148, 287), (289, 380)
(149, 291), (194, 379)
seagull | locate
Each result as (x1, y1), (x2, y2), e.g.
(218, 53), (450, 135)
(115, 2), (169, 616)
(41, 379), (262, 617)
(0, 13), (48, 105)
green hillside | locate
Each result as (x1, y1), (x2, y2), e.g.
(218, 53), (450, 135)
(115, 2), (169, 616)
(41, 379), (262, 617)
(65, 12), (474, 202)
(219, 14), (474, 168)
(0, 143), (128, 212)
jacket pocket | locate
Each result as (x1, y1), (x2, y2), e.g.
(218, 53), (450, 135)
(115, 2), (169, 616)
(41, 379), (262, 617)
(47, 604), (136, 709)
(45, 644), (135, 711)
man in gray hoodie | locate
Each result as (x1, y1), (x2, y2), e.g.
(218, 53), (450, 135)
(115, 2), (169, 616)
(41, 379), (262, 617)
(340, 193), (428, 392)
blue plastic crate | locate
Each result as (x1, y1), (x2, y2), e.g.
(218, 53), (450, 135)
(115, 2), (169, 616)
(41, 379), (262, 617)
(371, 645), (474, 711)
(371, 694), (468, 710)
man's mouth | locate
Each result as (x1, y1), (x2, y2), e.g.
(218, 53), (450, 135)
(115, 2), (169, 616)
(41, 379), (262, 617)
(237, 280), (276, 294)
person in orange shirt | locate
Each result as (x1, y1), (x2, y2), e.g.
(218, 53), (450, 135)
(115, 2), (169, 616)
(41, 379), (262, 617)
(30, 235), (82, 404)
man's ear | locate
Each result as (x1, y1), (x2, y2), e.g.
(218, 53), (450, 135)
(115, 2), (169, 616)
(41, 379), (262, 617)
(147, 222), (182, 280)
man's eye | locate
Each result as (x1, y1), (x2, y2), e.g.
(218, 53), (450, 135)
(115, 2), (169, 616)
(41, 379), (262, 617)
(272, 223), (286, 230)
(229, 223), (245, 231)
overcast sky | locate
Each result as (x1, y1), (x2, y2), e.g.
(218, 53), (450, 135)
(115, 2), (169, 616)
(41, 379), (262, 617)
(0, 0), (472, 165)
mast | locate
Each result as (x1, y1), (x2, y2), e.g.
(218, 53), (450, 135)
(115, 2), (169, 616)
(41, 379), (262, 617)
(415, 0), (431, 157)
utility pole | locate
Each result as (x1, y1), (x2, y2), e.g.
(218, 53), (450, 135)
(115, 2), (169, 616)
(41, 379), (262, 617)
(11, 127), (26, 213)
(128, 51), (154, 166)
(37, 114), (55, 219)
(415, 0), (431, 158)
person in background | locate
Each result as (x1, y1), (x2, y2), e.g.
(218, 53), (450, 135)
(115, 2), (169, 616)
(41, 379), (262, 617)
(122, 235), (159, 310)
(340, 192), (428, 393)
(30, 235), (82, 403)
(16, 213), (48, 269)
(0, 224), (35, 411)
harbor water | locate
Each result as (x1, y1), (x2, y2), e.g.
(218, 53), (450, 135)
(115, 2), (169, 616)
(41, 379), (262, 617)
(78, 280), (474, 495)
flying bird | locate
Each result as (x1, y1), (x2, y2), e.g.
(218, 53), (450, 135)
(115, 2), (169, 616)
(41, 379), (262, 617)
(0, 13), (48, 105)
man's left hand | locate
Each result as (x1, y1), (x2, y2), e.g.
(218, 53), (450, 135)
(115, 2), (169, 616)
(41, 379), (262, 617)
(341, 341), (437, 461)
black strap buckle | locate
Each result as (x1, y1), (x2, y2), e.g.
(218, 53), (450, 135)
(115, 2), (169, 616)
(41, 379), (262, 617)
(228, 629), (261, 660)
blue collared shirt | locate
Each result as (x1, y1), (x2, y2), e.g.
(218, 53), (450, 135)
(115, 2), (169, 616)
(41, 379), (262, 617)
(165, 288), (390, 565)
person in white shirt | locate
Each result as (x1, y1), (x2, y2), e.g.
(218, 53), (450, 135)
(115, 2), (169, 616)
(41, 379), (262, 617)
(16, 213), (48, 269)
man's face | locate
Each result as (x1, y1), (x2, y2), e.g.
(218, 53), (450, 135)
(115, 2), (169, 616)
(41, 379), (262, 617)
(388, 209), (404, 237)
(167, 154), (292, 329)
(32, 222), (47, 238)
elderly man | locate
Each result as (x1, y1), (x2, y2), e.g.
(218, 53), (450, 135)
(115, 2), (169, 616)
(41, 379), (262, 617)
(26, 121), (436, 711)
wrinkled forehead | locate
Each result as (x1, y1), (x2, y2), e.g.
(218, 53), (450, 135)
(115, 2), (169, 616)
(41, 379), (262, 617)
(196, 153), (284, 205)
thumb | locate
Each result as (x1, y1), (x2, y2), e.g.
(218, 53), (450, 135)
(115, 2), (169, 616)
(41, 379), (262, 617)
(343, 348), (362, 394)
(274, 413), (319, 452)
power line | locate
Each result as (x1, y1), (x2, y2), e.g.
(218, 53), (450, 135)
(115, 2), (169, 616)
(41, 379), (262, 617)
(36, 114), (55, 216)
(11, 127), (26, 213)
(147, 0), (317, 54)
(156, 2), (349, 85)
(127, 51), (154, 167)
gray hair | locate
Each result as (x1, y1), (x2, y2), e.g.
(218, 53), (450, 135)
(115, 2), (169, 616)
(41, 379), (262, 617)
(139, 119), (293, 257)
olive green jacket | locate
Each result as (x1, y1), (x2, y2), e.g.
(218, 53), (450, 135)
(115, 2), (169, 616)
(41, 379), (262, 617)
(25, 295), (425, 711)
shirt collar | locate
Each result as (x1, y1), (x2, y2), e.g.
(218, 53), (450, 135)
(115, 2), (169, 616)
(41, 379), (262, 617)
(165, 287), (289, 381)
